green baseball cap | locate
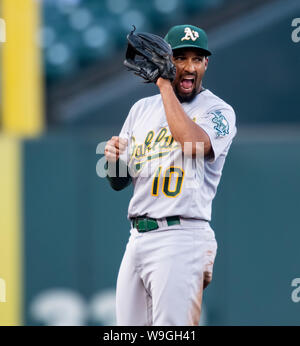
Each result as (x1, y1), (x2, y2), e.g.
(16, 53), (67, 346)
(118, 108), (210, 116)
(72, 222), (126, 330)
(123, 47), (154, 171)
(164, 24), (212, 56)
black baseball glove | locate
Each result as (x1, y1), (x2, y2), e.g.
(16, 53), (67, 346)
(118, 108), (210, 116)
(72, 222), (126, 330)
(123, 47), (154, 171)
(124, 26), (176, 84)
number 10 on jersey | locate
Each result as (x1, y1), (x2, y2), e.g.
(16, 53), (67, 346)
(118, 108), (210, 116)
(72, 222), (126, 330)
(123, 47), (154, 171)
(152, 166), (184, 197)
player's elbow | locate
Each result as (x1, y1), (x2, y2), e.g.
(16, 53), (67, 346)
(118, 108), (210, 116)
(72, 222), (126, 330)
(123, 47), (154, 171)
(107, 176), (132, 191)
(180, 140), (206, 157)
(110, 183), (129, 191)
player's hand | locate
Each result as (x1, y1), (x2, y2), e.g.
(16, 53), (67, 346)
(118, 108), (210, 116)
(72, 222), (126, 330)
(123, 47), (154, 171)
(156, 76), (172, 89)
(203, 271), (212, 290)
(105, 136), (128, 163)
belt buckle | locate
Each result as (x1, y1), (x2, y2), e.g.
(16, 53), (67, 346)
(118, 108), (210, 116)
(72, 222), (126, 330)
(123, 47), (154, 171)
(144, 218), (149, 232)
(138, 217), (158, 232)
(147, 218), (159, 231)
(142, 217), (152, 232)
(137, 216), (147, 232)
(135, 217), (143, 232)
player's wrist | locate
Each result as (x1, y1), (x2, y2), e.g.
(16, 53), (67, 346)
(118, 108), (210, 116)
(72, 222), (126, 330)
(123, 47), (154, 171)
(106, 156), (119, 163)
(156, 77), (172, 90)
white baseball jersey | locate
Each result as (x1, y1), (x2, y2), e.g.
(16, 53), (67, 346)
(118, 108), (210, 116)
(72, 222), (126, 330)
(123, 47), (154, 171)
(119, 89), (237, 221)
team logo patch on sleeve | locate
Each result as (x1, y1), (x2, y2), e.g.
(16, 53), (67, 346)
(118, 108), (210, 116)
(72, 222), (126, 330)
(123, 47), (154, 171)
(210, 110), (229, 137)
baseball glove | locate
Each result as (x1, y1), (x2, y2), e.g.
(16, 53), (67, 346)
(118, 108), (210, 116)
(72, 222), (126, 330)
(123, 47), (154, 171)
(124, 26), (176, 84)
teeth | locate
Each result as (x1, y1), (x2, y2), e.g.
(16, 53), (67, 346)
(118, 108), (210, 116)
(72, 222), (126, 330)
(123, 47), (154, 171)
(181, 78), (194, 83)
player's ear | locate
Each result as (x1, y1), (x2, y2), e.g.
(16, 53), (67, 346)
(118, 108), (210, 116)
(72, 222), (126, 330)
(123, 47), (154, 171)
(205, 57), (209, 71)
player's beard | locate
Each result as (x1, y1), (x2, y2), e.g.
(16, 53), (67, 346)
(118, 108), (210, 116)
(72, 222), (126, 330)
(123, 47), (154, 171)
(174, 86), (197, 103)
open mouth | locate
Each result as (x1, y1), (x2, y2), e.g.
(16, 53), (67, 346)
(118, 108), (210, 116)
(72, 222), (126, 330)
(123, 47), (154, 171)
(179, 76), (195, 93)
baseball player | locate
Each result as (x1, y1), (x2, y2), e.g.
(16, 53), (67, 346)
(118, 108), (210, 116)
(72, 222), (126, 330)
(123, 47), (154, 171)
(104, 24), (237, 326)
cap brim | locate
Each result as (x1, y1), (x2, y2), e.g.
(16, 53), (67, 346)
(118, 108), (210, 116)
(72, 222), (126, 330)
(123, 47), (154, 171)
(171, 44), (212, 56)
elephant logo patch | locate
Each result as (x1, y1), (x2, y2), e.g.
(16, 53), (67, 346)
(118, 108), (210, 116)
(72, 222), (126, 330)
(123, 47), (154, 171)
(210, 111), (229, 137)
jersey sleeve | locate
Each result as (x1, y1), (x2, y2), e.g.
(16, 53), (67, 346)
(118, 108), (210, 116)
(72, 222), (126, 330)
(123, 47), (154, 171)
(118, 101), (141, 165)
(105, 102), (139, 191)
(118, 114), (132, 142)
(118, 100), (141, 141)
(196, 107), (237, 162)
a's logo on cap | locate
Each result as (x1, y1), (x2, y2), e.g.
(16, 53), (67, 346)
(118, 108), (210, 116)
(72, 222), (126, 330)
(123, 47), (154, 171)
(181, 27), (199, 42)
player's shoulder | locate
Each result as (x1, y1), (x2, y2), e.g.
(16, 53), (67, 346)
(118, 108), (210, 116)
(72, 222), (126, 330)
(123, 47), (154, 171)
(133, 94), (161, 109)
(128, 94), (161, 117)
(201, 89), (235, 114)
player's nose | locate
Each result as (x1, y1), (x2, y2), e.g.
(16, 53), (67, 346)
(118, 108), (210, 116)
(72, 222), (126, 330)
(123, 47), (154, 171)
(184, 59), (196, 74)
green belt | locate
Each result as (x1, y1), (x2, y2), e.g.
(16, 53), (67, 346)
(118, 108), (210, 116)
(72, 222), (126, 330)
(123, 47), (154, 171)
(131, 216), (180, 232)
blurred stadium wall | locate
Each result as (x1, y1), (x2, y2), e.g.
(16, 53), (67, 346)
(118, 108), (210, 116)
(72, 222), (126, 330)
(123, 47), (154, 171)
(0, 0), (43, 325)
(0, 0), (300, 326)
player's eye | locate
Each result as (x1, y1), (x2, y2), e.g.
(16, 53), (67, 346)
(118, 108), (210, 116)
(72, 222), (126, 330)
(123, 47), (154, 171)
(174, 56), (185, 61)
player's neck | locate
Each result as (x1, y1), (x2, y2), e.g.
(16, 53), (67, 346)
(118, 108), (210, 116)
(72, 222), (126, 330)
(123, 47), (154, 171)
(198, 82), (205, 94)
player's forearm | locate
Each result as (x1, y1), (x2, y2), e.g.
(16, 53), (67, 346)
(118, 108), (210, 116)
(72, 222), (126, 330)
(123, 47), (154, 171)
(158, 81), (210, 155)
(105, 160), (132, 191)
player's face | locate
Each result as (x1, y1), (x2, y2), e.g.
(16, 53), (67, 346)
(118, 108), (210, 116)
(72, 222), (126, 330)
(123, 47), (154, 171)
(172, 48), (208, 103)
